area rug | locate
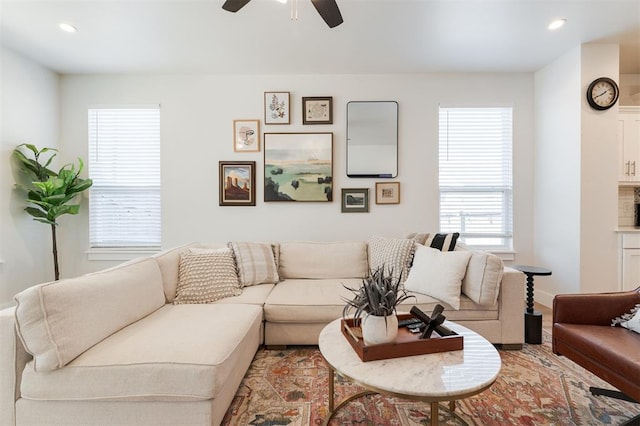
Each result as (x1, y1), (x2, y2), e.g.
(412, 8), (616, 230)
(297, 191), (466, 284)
(221, 331), (638, 425)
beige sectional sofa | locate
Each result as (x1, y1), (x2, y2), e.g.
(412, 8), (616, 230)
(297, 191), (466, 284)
(0, 239), (525, 426)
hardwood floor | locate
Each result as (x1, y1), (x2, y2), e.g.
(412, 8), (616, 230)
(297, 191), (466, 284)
(536, 302), (553, 332)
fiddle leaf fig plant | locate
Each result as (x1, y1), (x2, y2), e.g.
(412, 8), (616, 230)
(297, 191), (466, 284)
(13, 144), (93, 280)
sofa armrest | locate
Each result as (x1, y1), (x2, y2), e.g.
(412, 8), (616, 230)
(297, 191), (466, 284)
(497, 267), (526, 345)
(0, 307), (31, 426)
(553, 288), (640, 326)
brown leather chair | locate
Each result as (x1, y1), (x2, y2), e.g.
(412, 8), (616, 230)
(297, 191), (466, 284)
(553, 287), (640, 426)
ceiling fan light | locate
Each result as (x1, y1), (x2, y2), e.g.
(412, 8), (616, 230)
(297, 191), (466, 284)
(548, 18), (567, 31)
(58, 22), (78, 33)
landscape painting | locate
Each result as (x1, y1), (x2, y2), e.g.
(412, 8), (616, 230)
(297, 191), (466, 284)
(264, 133), (333, 202)
(219, 161), (256, 206)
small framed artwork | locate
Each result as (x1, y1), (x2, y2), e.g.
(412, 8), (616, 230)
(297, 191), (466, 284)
(233, 119), (260, 152)
(375, 181), (400, 204)
(264, 91), (290, 124)
(341, 188), (369, 213)
(219, 161), (256, 206)
(303, 96), (333, 125)
(264, 132), (333, 202)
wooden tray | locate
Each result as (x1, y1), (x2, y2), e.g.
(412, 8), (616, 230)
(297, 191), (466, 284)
(341, 313), (464, 362)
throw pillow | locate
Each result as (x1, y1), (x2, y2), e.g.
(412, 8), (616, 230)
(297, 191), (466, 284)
(174, 248), (242, 304)
(426, 233), (460, 251)
(368, 236), (416, 284)
(404, 245), (472, 310)
(612, 303), (640, 333)
(405, 232), (430, 246)
(228, 241), (280, 287)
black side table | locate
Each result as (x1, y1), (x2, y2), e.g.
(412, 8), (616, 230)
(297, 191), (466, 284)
(511, 265), (552, 344)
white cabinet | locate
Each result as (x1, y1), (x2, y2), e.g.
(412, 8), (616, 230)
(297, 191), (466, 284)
(619, 107), (640, 182)
(621, 233), (640, 291)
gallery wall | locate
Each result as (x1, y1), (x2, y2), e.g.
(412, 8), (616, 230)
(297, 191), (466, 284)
(56, 72), (535, 279)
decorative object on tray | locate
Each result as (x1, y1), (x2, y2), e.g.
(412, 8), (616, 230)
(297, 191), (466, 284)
(342, 266), (415, 345)
(233, 119), (260, 152)
(375, 181), (400, 204)
(264, 92), (290, 124)
(263, 132), (333, 202)
(302, 96), (333, 124)
(219, 161), (256, 206)
(341, 188), (369, 213)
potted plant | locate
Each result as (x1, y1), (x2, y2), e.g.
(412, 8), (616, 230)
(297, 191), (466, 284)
(12, 144), (93, 281)
(342, 266), (415, 345)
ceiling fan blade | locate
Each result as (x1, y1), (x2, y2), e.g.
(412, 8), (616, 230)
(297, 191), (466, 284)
(222, 0), (252, 13)
(310, 0), (343, 28)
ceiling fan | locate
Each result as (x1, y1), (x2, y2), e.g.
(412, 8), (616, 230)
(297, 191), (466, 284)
(222, 0), (343, 28)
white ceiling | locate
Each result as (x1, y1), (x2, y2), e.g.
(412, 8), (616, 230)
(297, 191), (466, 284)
(1, 0), (639, 75)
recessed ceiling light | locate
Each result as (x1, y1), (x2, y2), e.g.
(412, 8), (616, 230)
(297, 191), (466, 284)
(548, 18), (567, 31)
(58, 22), (78, 33)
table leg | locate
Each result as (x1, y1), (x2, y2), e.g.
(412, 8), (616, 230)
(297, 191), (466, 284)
(328, 365), (334, 413)
(430, 402), (439, 426)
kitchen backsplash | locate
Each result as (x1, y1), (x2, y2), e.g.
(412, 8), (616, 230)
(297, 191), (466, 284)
(619, 187), (640, 226)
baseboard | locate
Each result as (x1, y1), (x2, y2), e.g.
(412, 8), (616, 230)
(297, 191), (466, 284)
(535, 290), (554, 309)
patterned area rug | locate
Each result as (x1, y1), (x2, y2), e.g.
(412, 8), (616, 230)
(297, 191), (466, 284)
(222, 332), (638, 425)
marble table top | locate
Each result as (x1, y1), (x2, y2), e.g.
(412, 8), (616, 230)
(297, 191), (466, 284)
(318, 319), (501, 401)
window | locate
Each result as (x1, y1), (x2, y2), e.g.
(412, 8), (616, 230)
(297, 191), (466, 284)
(438, 107), (513, 251)
(88, 106), (161, 249)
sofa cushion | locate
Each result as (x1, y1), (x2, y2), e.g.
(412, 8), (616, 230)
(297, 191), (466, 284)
(228, 241), (280, 286)
(404, 245), (472, 310)
(20, 304), (263, 401)
(213, 283), (275, 306)
(173, 248), (242, 304)
(368, 236), (415, 283)
(279, 241), (368, 279)
(14, 257), (165, 372)
(152, 242), (200, 303)
(460, 250), (504, 306)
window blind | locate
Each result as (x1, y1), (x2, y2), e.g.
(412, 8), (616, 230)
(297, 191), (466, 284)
(88, 107), (161, 248)
(438, 107), (513, 250)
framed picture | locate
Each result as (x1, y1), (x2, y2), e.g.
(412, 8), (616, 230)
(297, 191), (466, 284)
(219, 161), (256, 206)
(233, 119), (260, 152)
(341, 188), (369, 213)
(303, 96), (333, 125)
(264, 91), (290, 124)
(375, 181), (400, 204)
(264, 132), (333, 202)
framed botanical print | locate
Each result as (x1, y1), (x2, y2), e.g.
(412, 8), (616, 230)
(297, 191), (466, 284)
(264, 92), (290, 124)
(303, 96), (333, 124)
(219, 161), (256, 206)
(233, 119), (260, 152)
(341, 188), (369, 213)
(375, 181), (400, 204)
(263, 132), (333, 202)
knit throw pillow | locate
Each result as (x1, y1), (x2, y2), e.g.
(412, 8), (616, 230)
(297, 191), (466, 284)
(368, 236), (416, 284)
(612, 303), (640, 334)
(174, 248), (242, 304)
(228, 241), (280, 287)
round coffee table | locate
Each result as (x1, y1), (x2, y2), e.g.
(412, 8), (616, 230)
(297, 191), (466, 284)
(318, 318), (501, 426)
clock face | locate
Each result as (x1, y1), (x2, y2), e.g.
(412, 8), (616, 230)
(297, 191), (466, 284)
(587, 77), (619, 110)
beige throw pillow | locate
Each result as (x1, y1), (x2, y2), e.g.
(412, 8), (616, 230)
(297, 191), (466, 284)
(174, 248), (242, 304)
(228, 241), (280, 286)
(368, 236), (416, 283)
(404, 245), (472, 310)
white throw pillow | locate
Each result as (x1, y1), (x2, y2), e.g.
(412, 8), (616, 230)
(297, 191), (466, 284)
(228, 241), (280, 286)
(404, 245), (472, 310)
(621, 308), (640, 334)
(368, 236), (416, 284)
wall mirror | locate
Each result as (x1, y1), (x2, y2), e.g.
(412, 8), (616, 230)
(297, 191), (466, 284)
(346, 101), (398, 178)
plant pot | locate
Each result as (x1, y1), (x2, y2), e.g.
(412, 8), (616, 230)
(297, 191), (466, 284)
(362, 314), (398, 346)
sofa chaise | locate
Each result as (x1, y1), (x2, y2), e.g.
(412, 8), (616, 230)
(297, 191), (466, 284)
(0, 238), (525, 426)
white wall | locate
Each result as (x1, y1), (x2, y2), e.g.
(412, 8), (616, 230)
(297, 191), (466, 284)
(579, 44), (620, 294)
(57, 73), (535, 278)
(534, 43), (621, 305)
(0, 47), (60, 308)
(534, 46), (582, 302)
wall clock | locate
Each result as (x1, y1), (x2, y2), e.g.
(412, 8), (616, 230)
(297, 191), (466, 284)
(586, 77), (619, 111)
